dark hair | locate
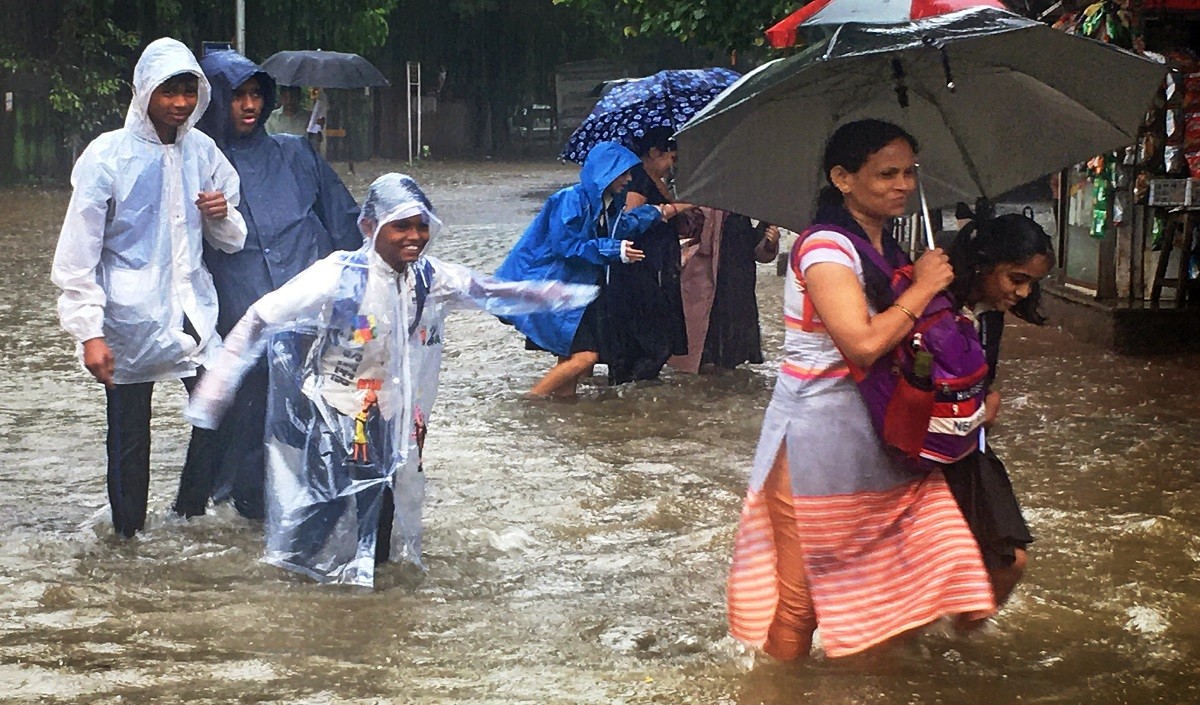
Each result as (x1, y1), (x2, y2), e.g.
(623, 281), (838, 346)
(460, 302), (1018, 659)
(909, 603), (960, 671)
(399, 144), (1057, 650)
(631, 126), (676, 157)
(157, 72), (199, 93)
(279, 85), (302, 98)
(817, 119), (919, 209)
(812, 119), (918, 311)
(948, 206), (1055, 325)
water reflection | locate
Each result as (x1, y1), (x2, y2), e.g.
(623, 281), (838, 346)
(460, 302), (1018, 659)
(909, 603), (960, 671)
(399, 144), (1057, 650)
(0, 161), (1197, 703)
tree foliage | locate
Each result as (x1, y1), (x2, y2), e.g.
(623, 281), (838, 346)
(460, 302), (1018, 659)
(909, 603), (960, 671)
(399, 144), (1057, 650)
(0, 0), (139, 137)
(0, 0), (401, 141)
(553, 0), (799, 53)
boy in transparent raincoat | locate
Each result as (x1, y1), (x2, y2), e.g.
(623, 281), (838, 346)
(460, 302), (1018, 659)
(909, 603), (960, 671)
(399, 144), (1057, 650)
(186, 174), (598, 588)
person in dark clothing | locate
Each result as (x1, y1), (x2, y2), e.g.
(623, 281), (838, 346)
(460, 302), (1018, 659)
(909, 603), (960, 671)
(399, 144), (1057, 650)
(702, 215), (779, 369)
(196, 50), (361, 520)
(606, 127), (696, 384)
(941, 205), (1054, 608)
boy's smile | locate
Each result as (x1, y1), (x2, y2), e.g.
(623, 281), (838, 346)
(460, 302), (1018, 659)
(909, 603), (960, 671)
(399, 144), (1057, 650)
(374, 215), (431, 271)
(147, 73), (199, 143)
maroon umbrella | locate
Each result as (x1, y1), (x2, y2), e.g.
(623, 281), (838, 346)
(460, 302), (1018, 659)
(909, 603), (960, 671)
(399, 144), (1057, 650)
(766, 0), (1009, 48)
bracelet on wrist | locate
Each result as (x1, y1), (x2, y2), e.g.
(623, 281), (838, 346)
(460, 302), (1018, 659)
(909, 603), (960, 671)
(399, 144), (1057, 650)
(890, 302), (919, 323)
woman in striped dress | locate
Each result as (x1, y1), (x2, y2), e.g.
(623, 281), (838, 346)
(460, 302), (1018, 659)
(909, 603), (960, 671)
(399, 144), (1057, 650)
(727, 120), (996, 660)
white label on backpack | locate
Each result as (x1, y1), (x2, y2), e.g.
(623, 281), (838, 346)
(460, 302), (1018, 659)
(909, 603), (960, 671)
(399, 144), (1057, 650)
(927, 403), (987, 436)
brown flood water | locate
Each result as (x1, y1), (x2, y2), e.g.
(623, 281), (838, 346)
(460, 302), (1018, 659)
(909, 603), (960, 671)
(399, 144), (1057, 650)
(0, 159), (1198, 704)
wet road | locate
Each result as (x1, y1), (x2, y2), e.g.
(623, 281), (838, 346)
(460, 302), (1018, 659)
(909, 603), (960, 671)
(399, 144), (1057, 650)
(1, 160), (1198, 704)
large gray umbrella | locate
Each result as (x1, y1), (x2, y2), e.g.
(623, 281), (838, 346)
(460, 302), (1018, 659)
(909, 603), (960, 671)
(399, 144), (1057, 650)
(674, 7), (1166, 235)
(261, 50), (389, 89)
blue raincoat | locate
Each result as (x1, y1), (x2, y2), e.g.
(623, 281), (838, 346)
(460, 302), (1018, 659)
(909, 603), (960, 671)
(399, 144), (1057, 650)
(197, 50), (361, 336)
(196, 50), (361, 518)
(186, 174), (599, 588)
(495, 142), (662, 356)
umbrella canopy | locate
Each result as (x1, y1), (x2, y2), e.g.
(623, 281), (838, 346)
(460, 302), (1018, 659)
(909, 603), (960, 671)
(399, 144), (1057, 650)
(675, 7), (1166, 235)
(261, 50), (389, 89)
(766, 0), (1009, 47)
(560, 68), (741, 164)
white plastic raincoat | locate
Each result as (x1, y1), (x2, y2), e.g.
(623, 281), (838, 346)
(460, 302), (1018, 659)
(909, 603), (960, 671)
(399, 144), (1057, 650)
(51, 38), (247, 384)
(186, 173), (598, 588)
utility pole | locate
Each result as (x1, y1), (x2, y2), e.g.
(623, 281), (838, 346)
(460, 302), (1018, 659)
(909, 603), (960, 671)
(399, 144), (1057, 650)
(236, 0), (245, 54)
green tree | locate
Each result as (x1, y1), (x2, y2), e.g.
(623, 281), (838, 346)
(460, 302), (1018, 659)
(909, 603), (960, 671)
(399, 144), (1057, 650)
(0, 0), (138, 139)
(553, 0), (799, 54)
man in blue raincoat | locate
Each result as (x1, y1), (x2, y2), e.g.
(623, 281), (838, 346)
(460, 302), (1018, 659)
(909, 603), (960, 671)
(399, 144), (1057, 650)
(196, 50), (361, 520)
(495, 141), (666, 398)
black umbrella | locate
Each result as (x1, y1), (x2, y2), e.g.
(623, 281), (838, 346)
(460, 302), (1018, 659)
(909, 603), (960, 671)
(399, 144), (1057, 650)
(674, 7), (1166, 237)
(261, 50), (389, 89)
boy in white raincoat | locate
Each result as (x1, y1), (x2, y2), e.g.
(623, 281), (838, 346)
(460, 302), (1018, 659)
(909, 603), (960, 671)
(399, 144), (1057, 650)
(186, 174), (597, 588)
(50, 37), (248, 538)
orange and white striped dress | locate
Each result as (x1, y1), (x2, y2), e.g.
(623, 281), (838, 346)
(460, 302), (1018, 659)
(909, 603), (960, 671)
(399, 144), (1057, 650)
(727, 229), (995, 658)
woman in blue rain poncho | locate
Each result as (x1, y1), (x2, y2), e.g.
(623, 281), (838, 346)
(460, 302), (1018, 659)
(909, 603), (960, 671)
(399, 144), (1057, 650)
(495, 141), (665, 398)
(185, 174), (598, 588)
(196, 49), (361, 520)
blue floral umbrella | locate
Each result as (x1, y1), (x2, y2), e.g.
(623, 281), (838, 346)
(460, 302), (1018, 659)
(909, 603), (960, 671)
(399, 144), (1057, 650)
(561, 68), (741, 164)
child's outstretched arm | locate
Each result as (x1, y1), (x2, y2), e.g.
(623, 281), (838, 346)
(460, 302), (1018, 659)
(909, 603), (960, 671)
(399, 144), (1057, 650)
(428, 258), (598, 316)
(611, 202), (664, 244)
(184, 257), (342, 428)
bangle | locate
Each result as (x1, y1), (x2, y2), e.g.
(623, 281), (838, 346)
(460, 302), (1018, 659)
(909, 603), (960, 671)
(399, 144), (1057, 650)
(890, 302), (919, 323)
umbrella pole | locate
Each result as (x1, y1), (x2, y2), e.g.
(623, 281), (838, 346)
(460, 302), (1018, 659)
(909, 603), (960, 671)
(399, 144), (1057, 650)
(915, 165), (936, 250)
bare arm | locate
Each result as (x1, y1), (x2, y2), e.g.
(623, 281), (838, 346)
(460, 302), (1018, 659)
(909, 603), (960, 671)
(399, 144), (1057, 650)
(804, 248), (952, 369)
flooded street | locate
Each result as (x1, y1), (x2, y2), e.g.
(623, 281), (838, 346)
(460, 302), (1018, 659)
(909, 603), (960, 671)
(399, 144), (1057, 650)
(2, 159), (1199, 704)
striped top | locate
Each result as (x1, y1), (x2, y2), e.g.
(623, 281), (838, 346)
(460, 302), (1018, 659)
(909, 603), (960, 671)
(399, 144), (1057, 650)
(778, 230), (865, 389)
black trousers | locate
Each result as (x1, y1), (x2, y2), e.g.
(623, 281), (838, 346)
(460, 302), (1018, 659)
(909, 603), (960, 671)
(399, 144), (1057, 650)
(104, 371), (218, 538)
(210, 363), (268, 520)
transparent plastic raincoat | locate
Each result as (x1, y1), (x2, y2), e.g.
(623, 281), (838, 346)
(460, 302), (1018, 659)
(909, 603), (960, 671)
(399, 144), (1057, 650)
(186, 174), (598, 588)
(51, 38), (247, 384)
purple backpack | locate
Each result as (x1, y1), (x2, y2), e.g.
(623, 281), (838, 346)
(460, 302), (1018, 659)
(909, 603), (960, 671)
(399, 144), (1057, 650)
(793, 225), (989, 468)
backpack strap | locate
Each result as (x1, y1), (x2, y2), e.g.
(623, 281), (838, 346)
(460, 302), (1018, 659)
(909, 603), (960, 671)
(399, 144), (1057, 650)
(408, 259), (434, 337)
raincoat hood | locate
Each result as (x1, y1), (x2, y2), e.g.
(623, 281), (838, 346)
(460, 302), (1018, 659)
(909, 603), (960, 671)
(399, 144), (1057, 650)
(197, 50), (277, 149)
(578, 141), (640, 204)
(358, 173), (444, 247)
(126, 38), (211, 144)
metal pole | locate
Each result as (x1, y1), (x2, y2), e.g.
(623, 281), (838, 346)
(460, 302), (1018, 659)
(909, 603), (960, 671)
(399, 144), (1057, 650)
(235, 0), (245, 54)
(416, 63), (422, 160)
(915, 164), (936, 250)
(406, 62), (413, 165)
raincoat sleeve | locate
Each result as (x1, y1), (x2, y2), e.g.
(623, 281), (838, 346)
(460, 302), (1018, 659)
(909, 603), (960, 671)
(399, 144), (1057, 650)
(308, 142), (362, 252)
(201, 147), (248, 254)
(428, 257), (599, 315)
(184, 257), (342, 429)
(549, 191), (625, 265)
(50, 144), (114, 343)
(612, 203), (663, 243)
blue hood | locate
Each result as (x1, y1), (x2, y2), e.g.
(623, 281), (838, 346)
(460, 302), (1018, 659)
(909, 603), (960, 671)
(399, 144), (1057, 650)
(578, 142), (640, 205)
(197, 50), (276, 149)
